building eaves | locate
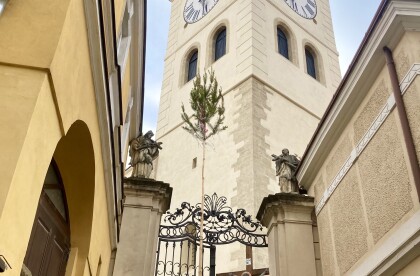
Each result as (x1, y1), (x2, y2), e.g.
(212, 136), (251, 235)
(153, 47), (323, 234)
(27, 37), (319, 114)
(296, 0), (390, 183)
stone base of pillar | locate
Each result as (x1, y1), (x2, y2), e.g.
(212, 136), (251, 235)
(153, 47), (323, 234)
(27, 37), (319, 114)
(257, 193), (316, 276)
(113, 177), (172, 276)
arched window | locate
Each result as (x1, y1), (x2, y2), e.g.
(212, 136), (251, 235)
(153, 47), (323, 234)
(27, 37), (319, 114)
(187, 50), (198, 82)
(277, 27), (289, 59)
(214, 27), (226, 61)
(43, 163), (69, 222)
(305, 48), (316, 79)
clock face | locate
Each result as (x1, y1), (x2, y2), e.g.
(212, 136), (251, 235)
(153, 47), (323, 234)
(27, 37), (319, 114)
(184, 0), (219, 24)
(284, 0), (317, 19)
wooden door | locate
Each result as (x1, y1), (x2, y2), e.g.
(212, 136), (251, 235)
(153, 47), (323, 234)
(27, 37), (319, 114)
(23, 190), (70, 276)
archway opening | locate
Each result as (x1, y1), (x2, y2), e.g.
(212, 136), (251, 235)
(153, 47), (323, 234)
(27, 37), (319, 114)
(23, 161), (70, 276)
(53, 120), (96, 275)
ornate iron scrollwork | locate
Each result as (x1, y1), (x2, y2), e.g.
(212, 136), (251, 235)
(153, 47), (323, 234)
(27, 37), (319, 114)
(154, 239), (210, 276)
(160, 193), (267, 247)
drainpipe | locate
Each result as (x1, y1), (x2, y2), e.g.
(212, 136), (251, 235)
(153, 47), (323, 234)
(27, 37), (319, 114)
(383, 46), (420, 201)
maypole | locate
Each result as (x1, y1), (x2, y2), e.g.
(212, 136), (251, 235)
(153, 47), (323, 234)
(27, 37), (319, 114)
(181, 70), (227, 275)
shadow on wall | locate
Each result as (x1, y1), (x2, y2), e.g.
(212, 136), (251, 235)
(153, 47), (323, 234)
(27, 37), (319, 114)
(54, 120), (96, 275)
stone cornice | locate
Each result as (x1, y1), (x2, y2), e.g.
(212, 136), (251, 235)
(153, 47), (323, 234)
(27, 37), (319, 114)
(156, 73), (321, 141)
(124, 177), (173, 213)
(257, 193), (314, 221)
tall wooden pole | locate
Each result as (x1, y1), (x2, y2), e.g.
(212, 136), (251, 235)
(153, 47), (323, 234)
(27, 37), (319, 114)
(198, 140), (206, 275)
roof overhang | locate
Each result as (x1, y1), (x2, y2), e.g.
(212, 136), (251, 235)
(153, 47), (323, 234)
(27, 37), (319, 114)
(297, 0), (420, 188)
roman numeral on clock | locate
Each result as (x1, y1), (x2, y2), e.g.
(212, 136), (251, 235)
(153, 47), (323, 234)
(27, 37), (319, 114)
(305, 3), (315, 16)
(185, 3), (194, 13)
(192, 10), (201, 21)
(284, 0), (317, 19)
(184, 3), (201, 22)
(307, 0), (316, 8)
(183, 0), (220, 24)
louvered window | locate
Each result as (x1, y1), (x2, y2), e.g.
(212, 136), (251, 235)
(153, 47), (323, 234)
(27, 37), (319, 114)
(306, 49), (316, 79)
(215, 28), (226, 61)
(188, 50), (198, 81)
(277, 28), (289, 59)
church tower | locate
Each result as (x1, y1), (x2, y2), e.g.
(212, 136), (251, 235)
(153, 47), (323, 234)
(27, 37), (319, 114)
(155, 0), (341, 273)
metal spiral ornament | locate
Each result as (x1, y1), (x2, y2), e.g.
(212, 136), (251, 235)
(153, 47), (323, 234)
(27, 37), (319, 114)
(160, 193), (267, 247)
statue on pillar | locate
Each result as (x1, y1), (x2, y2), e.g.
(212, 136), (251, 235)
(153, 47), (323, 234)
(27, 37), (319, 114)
(129, 130), (162, 178)
(272, 149), (300, 193)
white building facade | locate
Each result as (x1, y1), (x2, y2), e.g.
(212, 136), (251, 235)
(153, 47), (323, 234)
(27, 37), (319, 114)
(155, 0), (341, 273)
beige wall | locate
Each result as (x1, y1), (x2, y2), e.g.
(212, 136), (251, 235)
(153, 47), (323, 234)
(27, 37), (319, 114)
(156, 0), (341, 273)
(156, 0), (340, 214)
(396, 256), (420, 276)
(401, 33), (420, 165)
(0, 0), (133, 274)
(307, 31), (420, 275)
(157, 0), (340, 137)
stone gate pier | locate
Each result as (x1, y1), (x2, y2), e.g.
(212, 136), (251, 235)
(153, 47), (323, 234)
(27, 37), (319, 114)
(257, 193), (317, 276)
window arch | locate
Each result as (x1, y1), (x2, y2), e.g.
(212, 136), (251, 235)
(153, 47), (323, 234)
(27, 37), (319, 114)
(305, 47), (317, 79)
(214, 27), (226, 61)
(187, 50), (198, 82)
(43, 162), (69, 222)
(277, 27), (289, 59)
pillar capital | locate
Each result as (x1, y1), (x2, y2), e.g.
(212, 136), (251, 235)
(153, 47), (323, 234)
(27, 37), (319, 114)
(123, 177), (172, 214)
(257, 193), (314, 231)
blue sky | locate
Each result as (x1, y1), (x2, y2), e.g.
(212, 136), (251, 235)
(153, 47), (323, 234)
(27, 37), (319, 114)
(142, 0), (382, 133)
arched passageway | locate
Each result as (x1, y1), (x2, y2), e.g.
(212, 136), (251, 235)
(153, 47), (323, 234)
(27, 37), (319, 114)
(23, 120), (96, 275)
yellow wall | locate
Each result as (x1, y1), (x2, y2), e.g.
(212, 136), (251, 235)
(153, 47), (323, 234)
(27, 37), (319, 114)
(114, 0), (126, 32)
(0, 68), (63, 272)
(0, 66), (50, 217)
(121, 53), (131, 121)
(0, 0), (71, 68)
(0, 0), (130, 274)
(396, 256), (420, 276)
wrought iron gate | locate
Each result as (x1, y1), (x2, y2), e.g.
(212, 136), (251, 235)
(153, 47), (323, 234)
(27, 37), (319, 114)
(155, 193), (268, 276)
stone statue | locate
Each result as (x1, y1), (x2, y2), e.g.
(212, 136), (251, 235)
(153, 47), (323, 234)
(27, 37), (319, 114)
(271, 149), (300, 193)
(129, 130), (162, 178)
